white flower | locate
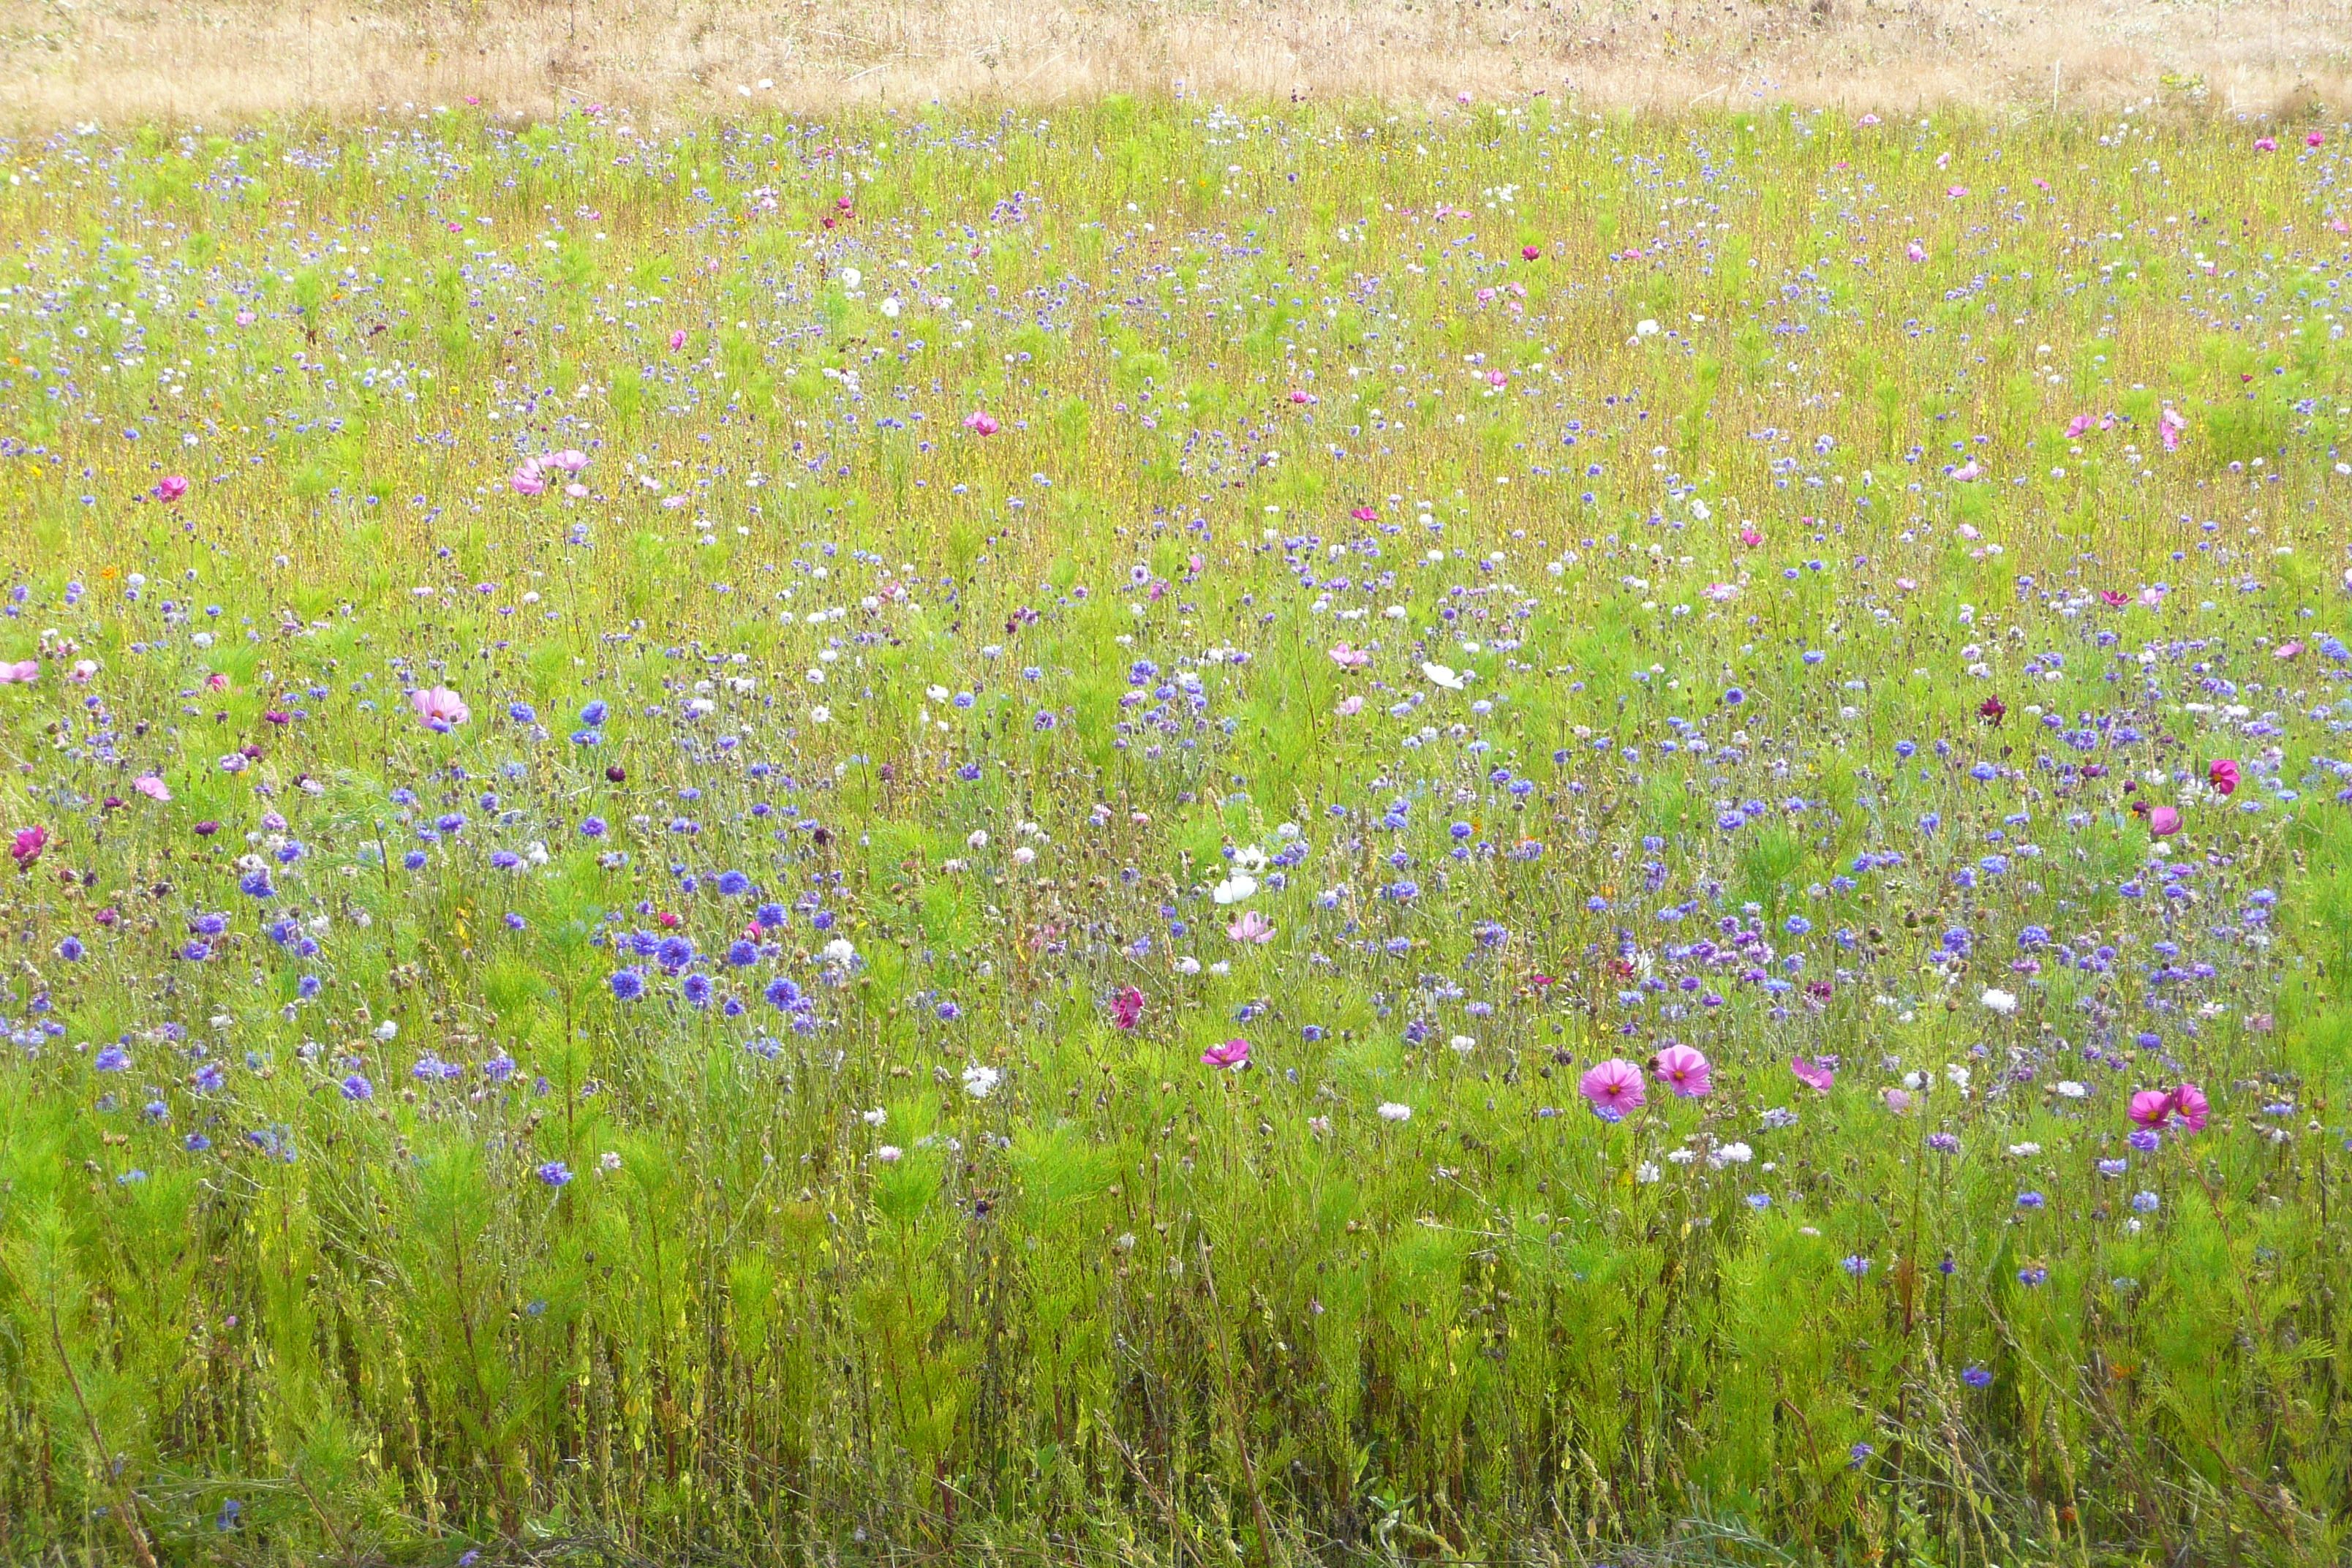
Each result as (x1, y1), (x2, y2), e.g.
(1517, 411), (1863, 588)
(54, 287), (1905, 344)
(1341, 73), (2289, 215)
(840, 266), (862, 289)
(1175, 956), (1201, 975)
(374, 1019), (399, 1041)
(1232, 845), (1268, 873)
(1211, 873), (1259, 905)
(862, 1107), (887, 1126)
(927, 685), (951, 702)
(1980, 987), (2018, 1015)
(2056, 1080), (2087, 1099)
(1945, 1063), (1972, 1090)
(809, 705), (831, 723)
(875, 1145), (903, 1164)
(1635, 318), (1661, 337)
(1635, 1161), (1662, 1183)
(2006, 1142), (2042, 1158)
(822, 938), (859, 967)
(1420, 661), (1466, 690)
(961, 1064), (1000, 1100)
(1667, 1147), (1697, 1165)
(1448, 1034), (1477, 1056)
(1011, 845), (1036, 865)
(967, 829), (990, 850)
(599, 1150), (622, 1172)
(1376, 1101), (1413, 1123)
(1711, 1141), (1754, 1166)
(880, 296), (902, 317)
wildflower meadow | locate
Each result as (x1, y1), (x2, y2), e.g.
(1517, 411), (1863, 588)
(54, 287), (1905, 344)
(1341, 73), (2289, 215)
(4, 95), (2352, 1566)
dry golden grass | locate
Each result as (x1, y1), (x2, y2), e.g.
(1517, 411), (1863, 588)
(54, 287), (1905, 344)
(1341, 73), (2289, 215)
(1, 0), (2348, 129)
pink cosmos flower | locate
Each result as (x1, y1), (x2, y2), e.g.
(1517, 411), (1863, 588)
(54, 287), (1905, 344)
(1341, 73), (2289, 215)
(1522, 244), (1541, 261)
(0, 660), (37, 684)
(668, 328), (687, 350)
(548, 449), (590, 474)
(1905, 240), (1927, 263)
(2309, 131), (2328, 148)
(1790, 1055), (1836, 1094)
(2208, 758), (2240, 796)
(1328, 643), (1371, 669)
(154, 475), (189, 502)
(2168, 1082), (2209, 1131)
(1738, 524), (1763, 547)
(2128, 1088), (2175, 1130)
(2064, 413), (2094, 439)
(1651, 1043), (1712, 1098)
(2147, 804), (2181, 837)
(10, 826), (48, 867)
(1110, 986), (1145, 1030)
(132, 774), (171, 802)
(2138, 584), (2167, 608)
(1857, 113), (1880, 127)
(1578, 1058), (1645, 1113)
(1335, 696), (1364, 716)
(410, 687), (470, 731)
(2253, 136), (2277, 153)
(205, 672), (230, 692)
(2097, 591), (2131, 608)
(2159, 407), (2187, 451)
(69, 659), (99, 682)
(1951, 460), (1983, 483)
(2273, 641), (2303, 660)
(1349, 505), (1378, 522)
(1289, 388), (1311, 404)
(1200, 1037), (1251, 1071)
(962, 410), (1000, 436)
(1945, 184), (1969, 198)
(1225, 910), (1275, 944)
(510, 461), (547, 497)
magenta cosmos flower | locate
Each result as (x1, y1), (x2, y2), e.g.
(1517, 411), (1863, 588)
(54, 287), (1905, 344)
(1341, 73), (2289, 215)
(1109, 986), (1144, 1030)
(1578, 1058), (1646, 1113)
(1790, 1055), (1835, 1094)
(2207, 758), (2239, 796)
(2130, 1082), (2209, 1133)
(1651, 1043), (1712, 1098)
(962, 410), (1000, 436)
(1199, 1037), (1251, 1071)
(410, 687), (470, 731)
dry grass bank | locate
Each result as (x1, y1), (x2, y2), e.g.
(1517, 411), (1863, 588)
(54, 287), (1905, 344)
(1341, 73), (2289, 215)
(1, 0), (2347, 132)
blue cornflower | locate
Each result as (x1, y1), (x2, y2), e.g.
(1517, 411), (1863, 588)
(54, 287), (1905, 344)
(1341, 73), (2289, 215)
(341, 1074), (374, 1102)
(608, 968), (646, 1001)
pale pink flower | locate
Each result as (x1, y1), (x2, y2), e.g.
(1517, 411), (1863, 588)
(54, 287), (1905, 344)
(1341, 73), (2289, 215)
(0, 660), (37, 684)
(962, 410), (1000, 436)
(1335, 695), (1364, 716)
(1951, 460), (1983, 483)
(668, 328), (687, 350)
(132, 774), (171, 802)
(2159, 407), (2187, 451)
(410, 686), (470, 731)
(68, 660), (98, 683)
(1790, 1055), (1836, 1094)
(1651, 1043), (1712, 1098)
(1328, 643), (1371, 669)
(154, 475), (189, 502)
(1225, 910), (1276, 944)
(2063, 413), (2094, 439)
(2147, 804), (2181, 837)
(205, 672), (230, 692)
(548, 448), (590, 474)
(1945, 185), (1969, 198)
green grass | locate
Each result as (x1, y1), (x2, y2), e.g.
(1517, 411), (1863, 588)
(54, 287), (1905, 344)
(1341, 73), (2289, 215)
(0, 97), (2349, 1566)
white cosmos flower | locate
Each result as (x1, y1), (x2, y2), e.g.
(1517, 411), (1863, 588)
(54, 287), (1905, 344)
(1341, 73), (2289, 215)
(1980, 987), (2018, 1015)
(961, 1064), (1000, 1099)
(1421, 662), (1466, 690)
(1211, 873), (1259, 905)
